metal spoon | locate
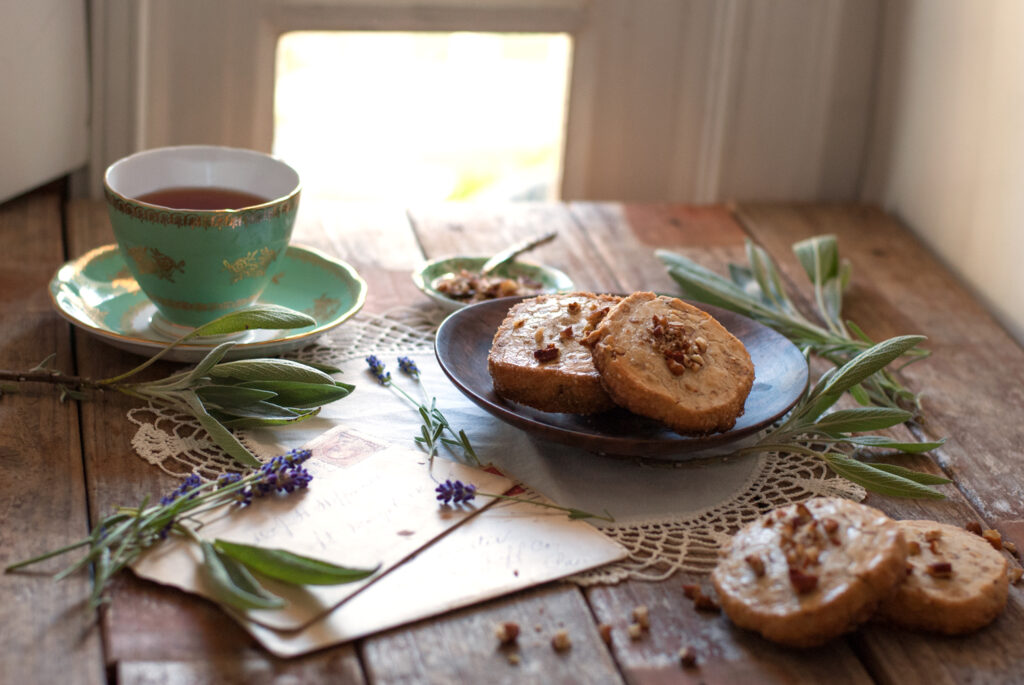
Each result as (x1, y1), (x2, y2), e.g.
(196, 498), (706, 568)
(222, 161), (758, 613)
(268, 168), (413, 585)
(479, 230), (558, 275)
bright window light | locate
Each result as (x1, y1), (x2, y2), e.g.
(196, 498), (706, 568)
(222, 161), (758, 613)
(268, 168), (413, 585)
(273, 32), (572, 204)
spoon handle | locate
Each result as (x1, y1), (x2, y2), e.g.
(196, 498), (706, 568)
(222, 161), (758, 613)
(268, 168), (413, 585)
(480, 231), (558, 274)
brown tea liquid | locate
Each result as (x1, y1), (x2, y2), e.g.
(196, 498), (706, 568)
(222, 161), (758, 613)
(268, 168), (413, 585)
(135, 186), (269, 210)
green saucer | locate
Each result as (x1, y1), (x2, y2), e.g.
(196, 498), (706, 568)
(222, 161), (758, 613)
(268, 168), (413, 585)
(49, 244), (367, 362)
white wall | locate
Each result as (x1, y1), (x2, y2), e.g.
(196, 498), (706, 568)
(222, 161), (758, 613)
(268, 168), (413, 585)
(0, 0), (89, 202)
(863, 0), (1024, 342)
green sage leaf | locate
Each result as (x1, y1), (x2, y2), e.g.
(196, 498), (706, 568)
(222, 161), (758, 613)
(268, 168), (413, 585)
(235, 380), (354, 409)
(840, 435), (946, 453)
(824, 335), (926, 396)
(195, 384), (279, 407)
(207, 400), (301, 421)
(811, 407), (913, 434)
(190, 305), (316, 338)
(868, 463), (952, 484)
(793, 234), (840, 285)
(823, 454), (945, 499)
(214, 539), (378, 585)
(209, 359), (335, 385)
(180, 391), (261, 468)
(215, 408), (321, 429)
(201, 541), (286, 610)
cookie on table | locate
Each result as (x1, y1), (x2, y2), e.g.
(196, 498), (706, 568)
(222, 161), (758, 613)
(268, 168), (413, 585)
(875, 520), (1009, 635)
(488, 292), (621, 414)
(582, 292), (754, 434)
(711, 498), (908, 648)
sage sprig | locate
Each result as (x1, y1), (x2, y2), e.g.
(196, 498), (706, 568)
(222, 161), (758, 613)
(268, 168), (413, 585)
(735, 335), (949, 499)
(5, 449), (378, 611)
(658, 236), (928, 412)
(0, 305), (354, 468)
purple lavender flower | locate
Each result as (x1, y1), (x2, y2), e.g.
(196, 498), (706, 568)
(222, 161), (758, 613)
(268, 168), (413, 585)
(435, 479), (477, 505)
(365, 355), (391, 386)
(160, 473), (203, 505)
(255, 448), (314, 496)
(398, 356), (420, 378)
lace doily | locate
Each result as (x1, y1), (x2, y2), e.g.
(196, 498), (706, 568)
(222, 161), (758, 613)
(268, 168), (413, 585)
(126, 307), (864, 584)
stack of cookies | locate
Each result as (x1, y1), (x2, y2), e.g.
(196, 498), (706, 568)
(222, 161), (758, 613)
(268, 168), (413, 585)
(487, 291), (755, 434)
(711, 498), (1012, 646)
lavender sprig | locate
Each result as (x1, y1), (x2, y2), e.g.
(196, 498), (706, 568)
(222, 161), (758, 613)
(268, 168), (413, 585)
(434, 479), (615, 522)
(366, 356), (479, 466)
(5, 449), (375, 610)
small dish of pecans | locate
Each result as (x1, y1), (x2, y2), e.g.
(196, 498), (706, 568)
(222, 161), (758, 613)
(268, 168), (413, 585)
(413, 256), (574, 312)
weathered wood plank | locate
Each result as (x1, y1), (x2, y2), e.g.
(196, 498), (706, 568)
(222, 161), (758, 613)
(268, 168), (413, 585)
(372, 204), (624, 682)
(565, 202), (876, 683)
(409, 202), (623, 294)
(295, 200), (423, 313)
(362, 584), (623, 685)
(733, 203), (1024, 683)
(63, 200), (369, 678)
(588, 577), (873, 685)
(0, 191), (104, 685)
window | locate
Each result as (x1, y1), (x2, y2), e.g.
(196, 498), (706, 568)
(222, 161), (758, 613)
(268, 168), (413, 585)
(273, 31), (572, 204)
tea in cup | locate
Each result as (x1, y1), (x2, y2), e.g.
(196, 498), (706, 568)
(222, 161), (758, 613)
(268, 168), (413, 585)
(104, 145), (301, 328)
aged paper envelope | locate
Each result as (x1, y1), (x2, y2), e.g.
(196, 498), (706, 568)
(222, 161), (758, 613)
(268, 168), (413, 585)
(239, 493), (627, 657)
(133, 436), (512, 631)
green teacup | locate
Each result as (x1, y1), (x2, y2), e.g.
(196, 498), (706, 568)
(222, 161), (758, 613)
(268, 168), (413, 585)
(104, 145), (301, 328)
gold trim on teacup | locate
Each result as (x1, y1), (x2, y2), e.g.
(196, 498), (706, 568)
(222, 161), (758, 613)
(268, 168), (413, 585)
(222, 247), (278, 284)
(103, 186), (300, 230)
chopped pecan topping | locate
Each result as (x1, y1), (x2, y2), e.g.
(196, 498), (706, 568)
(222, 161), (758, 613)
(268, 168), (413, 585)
(965, 521), (983, 535)
(559, 325), (574, 340)
(597, 623), (613, 645)
(551, 629), (572, 652)
(678, 646), (698, 668)
(821, 518), (839, 534)
(586, 307), (609, 326)
(533, 344), (559, 363)
(907, 540), (921, 556)
(1005, 540), (1018, 556)
(1009, 567), (1023, 584)
(682, 584), (720, 612)
(693, 336), (708, 353)
(632, 605), (650, 629)
(495, 621), (520, 644)
(627, 623), (644, 640)
(928, 539), (941, 554)
(983, 529), (1004, 551)
(906, 562), (914, 576)
(513, 319), (525, 329)
(745, 554), (766, 577)
(666, 358), (687, 376)
(788, 568), (819, 594)
(924, 529), (943, 542)
(794, 503), (814, 525)
(926, 562), (954, 578)
(534, 328), (545, 345)
(567, 300), (581, 315)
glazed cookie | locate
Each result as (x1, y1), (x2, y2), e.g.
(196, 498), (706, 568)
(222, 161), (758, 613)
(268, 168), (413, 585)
(711, 498), (908, 648)
(583, 292), (754, 434)
(488, 292), (621, 414)
(875, 520), (1009, 634)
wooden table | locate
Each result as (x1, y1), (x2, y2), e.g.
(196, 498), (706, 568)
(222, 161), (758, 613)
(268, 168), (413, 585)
(4, 189), (1024, 684)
